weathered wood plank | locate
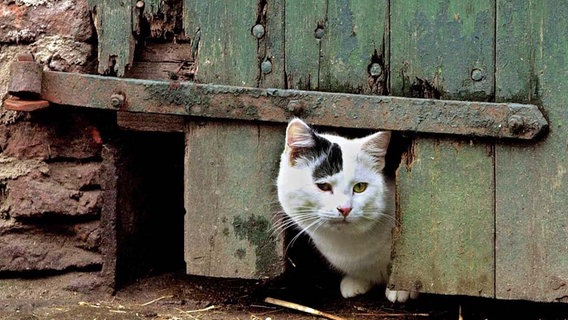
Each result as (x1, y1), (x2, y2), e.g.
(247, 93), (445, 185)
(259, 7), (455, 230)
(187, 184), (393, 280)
(390, 0), (496, 297)
(117, 112), (184, 132)
(124, 43), (193, 81)
(390, 1), (494, 101)
(285, 0), (326, 90)
(285, 1), (387, 94)
(495, 0), (568, 302)
(184, 1), (258, 87)
(184, 121), (284, 278)
(87, 0), (135, 76)
(183, 0), (286, 279)
(320, 1), (388, 94)
(393, 139), (495, 296)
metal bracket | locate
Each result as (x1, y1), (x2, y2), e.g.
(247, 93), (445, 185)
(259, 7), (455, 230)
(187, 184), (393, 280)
(4, 56), (548, 140)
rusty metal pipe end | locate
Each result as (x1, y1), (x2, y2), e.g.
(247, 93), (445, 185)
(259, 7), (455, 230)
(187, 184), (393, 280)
(8, 53), (43, 99)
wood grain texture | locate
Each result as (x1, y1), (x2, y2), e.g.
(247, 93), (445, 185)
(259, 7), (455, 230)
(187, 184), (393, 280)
(495, 0), (568, 302)
(184, 121), (285, 278)
(183, 0), (286, 278)
(87, 0), (135, 76)
(184, 0), (283, 87)
(389, 0), (496, 297)
(390, 0), (494, 100)
(285, 0), (387, 93)
(393, 139), (494, 297)
(284, 0), (326, 90)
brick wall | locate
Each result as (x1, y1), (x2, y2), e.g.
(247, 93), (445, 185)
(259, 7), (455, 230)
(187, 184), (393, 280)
(0, 0), (107, 289)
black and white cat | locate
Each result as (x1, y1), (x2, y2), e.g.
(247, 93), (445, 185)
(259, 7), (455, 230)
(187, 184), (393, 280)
(277, 118), (414, 303)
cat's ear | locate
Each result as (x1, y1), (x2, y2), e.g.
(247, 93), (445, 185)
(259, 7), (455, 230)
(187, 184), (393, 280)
(285, 118), (316, 150)
(285, 119), (317, 165)
(361, 131), (391, 170)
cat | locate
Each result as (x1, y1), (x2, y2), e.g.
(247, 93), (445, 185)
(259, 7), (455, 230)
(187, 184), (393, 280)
(276, 118), (415, 303)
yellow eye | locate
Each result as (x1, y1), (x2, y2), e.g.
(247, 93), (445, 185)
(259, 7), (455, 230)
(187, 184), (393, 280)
(353, 182), (368, 193)
(316, 183), (333, 192)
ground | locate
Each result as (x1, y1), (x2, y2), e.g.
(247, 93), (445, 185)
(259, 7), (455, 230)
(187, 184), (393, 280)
(2, 271), (568, 320)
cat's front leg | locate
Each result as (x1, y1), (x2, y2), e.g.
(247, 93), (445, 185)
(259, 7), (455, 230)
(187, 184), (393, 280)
(385, 287), (419, 303)
(339, 276), (373, 298)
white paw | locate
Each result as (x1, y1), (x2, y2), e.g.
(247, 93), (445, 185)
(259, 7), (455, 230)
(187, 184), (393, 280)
(385, 287), (419, 303)
(340, 276), (372, 298)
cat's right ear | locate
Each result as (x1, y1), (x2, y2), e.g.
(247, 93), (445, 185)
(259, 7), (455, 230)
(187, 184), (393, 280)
(285, 118), (316, 150)
(285, 119), (316, 164)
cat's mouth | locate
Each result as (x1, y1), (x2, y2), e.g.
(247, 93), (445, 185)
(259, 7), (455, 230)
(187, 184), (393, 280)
(328, 218), (349, 225)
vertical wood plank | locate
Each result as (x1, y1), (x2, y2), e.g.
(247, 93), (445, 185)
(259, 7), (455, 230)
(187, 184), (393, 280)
(394, 140), (494, 296)
(87, 0), (135, 76)
(495, 0), (568, 302)
(183, 1), (286, 279)
(284, 0), (326, 90)
(184, 121), (285, 278)
(285, 0), (387, 93)
(390, 0), (496, 297)
(390, 1), (494, 100)
(319, 1), (388, 93)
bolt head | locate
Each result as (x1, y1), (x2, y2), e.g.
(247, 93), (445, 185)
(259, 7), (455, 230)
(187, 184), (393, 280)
(261, 60), (272, 74)
(110, 93), (125, 108)
(508, 115), (525, 132)
(369, 63), (382, 77)
(286, 100), (304, 116)
(252, 24), (265, 39)
(314, 27), (325, 39)
(471, 68), (484, 81)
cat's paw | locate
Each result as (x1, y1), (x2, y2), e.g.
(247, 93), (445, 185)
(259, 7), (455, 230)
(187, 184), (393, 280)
(340, 276), (372, 298)
(385, 287), (419, 303)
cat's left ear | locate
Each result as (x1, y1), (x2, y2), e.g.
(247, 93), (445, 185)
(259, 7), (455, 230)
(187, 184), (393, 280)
(361, 131), (391, 170)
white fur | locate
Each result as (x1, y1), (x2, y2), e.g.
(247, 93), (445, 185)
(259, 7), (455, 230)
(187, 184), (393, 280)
(277, 120), (413, 303)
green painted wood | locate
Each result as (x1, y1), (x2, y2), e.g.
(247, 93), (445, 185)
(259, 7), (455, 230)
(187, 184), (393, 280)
(284, 0), (326, 90)
(319, 1), (388, 93)
(184, 121), (285, 278)
(495, 0), (568, 302)
(87, 0), (135, 76)
(183, 1), (286, 279)
(184, 1), (258, 87)
(390, 1), (494, 100)
(393, 139), (495, 296)
(389, 0), (496, 297)
(285, 1), (387, 93)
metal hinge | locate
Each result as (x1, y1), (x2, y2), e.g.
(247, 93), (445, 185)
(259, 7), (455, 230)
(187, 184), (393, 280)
(4, 54), (548, 140)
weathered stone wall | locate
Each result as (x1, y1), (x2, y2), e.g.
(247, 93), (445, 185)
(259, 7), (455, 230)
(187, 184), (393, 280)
(0, 0), (105, 282)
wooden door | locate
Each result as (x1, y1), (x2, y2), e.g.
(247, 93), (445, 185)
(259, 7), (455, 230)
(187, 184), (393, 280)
(390, 0), (568, 302)
(172, 0), (568, 302)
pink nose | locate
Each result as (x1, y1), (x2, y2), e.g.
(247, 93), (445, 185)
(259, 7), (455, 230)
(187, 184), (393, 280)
(337, 206), (352, 217)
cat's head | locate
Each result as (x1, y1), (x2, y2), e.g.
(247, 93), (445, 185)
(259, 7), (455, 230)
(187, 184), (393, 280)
(277, 118), (393, 235)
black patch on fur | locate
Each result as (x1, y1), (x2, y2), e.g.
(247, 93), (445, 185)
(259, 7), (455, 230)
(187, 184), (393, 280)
(312, 137), (343, 180)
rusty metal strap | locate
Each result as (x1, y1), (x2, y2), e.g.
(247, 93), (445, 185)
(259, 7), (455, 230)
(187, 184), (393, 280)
(24, 71), (547, 139)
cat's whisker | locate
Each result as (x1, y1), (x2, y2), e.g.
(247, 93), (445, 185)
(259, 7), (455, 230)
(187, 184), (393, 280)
(270, 215), (318, 239)
(285, 218), (321, 252)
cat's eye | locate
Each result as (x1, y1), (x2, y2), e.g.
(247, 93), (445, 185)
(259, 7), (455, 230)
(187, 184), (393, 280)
(316, 183), (333, 192)
(353, 182), (368, 193)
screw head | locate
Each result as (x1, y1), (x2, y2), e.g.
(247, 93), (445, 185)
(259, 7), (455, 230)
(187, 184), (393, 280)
(471, 68), (484, 81)
(369, 63), (382, 77)
(508, 115), (525, 133)
(110, 93), (125, 108)
(286, 100), (304, 115)
(314, 27), (325, 39)
(261, 60), (272, 74)
(251, 24), (265, 39)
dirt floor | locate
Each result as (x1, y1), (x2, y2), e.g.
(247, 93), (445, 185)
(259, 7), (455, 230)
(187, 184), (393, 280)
(2, 270), (568, 320)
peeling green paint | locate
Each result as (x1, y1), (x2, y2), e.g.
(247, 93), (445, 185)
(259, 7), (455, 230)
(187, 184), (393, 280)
(234, 248), (246, 260)
(232, 215), (280, 277)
